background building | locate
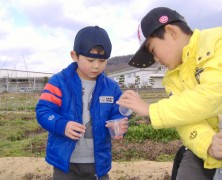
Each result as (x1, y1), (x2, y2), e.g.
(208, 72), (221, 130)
(0, 69), (53, 93)
(0, 62), (167, 93)
(107, 63), (166, 89)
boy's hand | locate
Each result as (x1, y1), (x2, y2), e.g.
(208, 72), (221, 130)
(208, 132), (222, 160)
(119, 117), (129, 134)
(117, 90), (150, 117)
(65, 121), (86, 140)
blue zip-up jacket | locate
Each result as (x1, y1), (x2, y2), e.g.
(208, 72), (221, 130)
(36, 62), (124, 177)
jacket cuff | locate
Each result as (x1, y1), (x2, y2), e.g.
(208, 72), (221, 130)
(203, 134), (222, 168)
(55, 118), (69, 136)
(196, 133), (212, 160)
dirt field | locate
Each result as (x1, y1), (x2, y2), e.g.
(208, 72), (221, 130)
(0, 135), (182, 179)
(0, 157), (173, 180)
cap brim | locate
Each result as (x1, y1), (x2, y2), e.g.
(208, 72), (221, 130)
(129, 43), (155, 68)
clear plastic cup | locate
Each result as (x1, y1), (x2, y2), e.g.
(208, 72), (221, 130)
(119, 105), (133, 116)
(106, 119), (123, 139)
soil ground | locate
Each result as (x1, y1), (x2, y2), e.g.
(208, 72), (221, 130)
(0, 140), (182, 180)
(0, 157), (173, 180)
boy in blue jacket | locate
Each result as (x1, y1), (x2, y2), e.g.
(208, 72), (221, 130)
(36, 25), (128, 180)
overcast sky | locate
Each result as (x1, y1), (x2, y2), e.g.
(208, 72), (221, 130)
(0, 0), (222, 73)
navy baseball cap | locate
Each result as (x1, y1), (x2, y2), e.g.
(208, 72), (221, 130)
(129, 7), (186, 68)
(74, 25), (112, 59)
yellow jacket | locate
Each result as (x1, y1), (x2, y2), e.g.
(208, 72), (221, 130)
(150, 27), (222, 168)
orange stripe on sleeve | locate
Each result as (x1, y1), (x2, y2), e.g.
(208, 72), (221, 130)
(44, 84), (62, 97)
(40, 93), (62, 106)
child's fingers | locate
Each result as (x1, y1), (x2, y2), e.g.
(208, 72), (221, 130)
(66, 130), (82, 140)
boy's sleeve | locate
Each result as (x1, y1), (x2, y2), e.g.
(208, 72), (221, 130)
(176, 122), (222, 168)
(150, 78), (222, 129)
(36, 76), (69, 136)
(150, 56), (222, 129)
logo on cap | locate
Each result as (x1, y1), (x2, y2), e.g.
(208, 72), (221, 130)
(159, 16), (169, 24)
(137, 24), (146, 45)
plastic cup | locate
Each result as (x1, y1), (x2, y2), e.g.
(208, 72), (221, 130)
(106, 119), (123, 139)
(119, 106), (133, 116)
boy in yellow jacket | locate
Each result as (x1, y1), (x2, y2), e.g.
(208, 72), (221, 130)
(117, 7), (222, 180)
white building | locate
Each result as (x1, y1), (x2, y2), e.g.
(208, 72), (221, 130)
(0, 62), (167, 93)
(0, 69), (53, 93)
(107, 63), (167, 88)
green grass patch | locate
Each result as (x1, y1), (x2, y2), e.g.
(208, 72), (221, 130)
(0, 111), (47, 158)
(126, 115), (180, 143)
(156, 154), (175, 162)
(126, 124), (179, 143)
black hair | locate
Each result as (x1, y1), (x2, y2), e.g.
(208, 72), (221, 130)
(92, 45), (105, 54)
(150, 21), (193, 39)
(76, 45), (104, 57)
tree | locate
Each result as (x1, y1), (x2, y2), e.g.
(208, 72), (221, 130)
(118, 75), (125, 87)
(149, 78), (155, 86)
(43, 77), (49, 85)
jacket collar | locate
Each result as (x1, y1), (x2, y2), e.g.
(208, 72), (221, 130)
(62, 62), (105, 82)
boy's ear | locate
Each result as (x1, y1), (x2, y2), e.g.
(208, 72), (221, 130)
(70, 50), (78, 61)
(164, 24), (178, 40)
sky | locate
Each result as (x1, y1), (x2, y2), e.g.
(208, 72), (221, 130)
(0, 0), (222, 73)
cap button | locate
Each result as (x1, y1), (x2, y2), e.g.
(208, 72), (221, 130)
(95, 25), (99, 29)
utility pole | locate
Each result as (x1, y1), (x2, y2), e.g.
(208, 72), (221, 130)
(135, 75), (140, 93)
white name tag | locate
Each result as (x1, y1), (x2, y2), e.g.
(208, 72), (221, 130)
(99, 96), (114, 103)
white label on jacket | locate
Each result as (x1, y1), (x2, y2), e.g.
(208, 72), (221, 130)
(99, 96), (114, 103)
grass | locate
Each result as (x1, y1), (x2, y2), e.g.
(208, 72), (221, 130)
(0, 111), (180, 161)
(0, 112), (47, 157)
(0, 92), (40, 111)
(0, 92), (180, 162)
(126, 123), (179, 143)
(126, 113), (180, 143)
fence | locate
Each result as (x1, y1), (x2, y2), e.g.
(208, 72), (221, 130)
(0, 88), (167, 120)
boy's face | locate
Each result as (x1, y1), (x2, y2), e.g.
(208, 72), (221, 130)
(71, 49), (107, 80)
(145, 26), (183, 70)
